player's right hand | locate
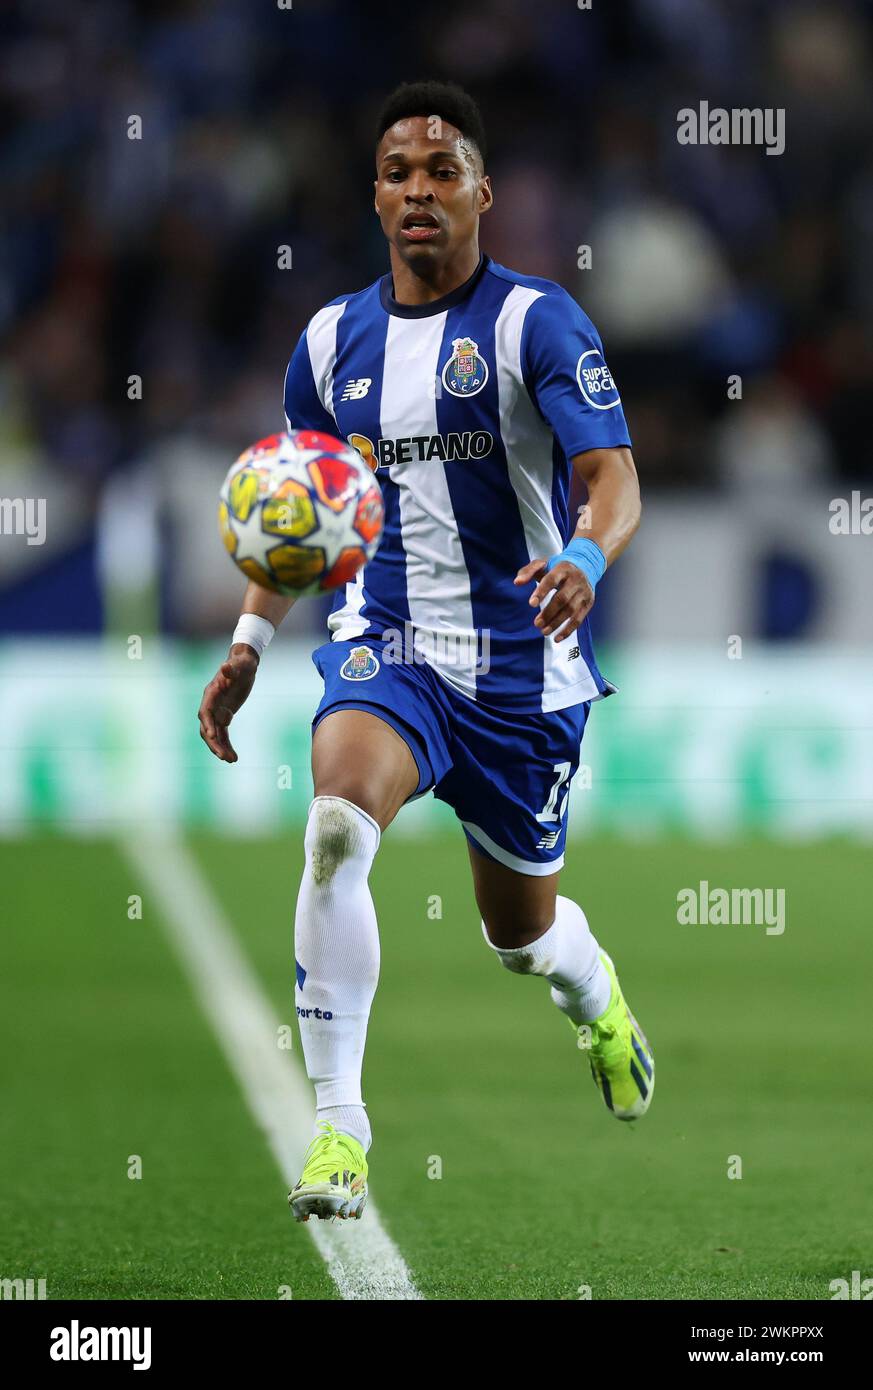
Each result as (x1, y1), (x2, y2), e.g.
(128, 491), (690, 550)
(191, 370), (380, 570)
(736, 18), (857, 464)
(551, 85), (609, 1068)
(198, 646), (259, 763)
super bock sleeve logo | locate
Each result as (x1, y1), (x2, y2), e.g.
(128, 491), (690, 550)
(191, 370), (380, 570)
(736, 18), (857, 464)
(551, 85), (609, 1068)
(575, 348), (622, 410)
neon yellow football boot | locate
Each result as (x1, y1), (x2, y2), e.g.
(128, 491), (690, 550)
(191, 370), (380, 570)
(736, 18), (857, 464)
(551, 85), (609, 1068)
(289, 1121), (368, 1222)
(570, 950), (655, 1120)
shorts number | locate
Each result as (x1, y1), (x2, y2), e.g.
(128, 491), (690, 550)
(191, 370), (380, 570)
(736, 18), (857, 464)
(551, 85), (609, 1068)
(536, 761), (572, 823)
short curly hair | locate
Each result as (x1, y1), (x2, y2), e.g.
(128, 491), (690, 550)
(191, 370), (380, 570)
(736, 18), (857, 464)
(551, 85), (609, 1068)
(375, 80), (487, 164)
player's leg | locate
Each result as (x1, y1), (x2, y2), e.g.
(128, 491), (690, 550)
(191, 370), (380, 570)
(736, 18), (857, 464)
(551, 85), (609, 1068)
(432, 680), (654, 1122)
(291, 637), (453, 1219)
(467, 844), (613, 1022)
(290, 708), (419, 1220)
(311, 707), (421, 830)
(469, 840), (655, 1120)
(468, 842), (654, 1121)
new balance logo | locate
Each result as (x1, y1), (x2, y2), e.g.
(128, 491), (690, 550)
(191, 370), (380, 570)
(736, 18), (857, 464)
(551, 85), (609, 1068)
(340, 378), (372, 401)
(567, 645), (580, 660)
(536, 830), (561, 850)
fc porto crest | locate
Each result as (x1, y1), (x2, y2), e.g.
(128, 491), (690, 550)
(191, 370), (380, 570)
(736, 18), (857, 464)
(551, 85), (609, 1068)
(339, 645), (380, 681)
(441, 336), (488, 398)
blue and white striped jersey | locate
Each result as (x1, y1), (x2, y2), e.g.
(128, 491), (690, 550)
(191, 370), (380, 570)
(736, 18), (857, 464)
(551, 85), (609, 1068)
(283, 254), (631, 713)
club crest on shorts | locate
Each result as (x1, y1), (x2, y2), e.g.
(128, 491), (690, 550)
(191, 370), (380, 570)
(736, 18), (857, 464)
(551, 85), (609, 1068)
(441, 336), (488, 397)
(339, 645), (380, 681)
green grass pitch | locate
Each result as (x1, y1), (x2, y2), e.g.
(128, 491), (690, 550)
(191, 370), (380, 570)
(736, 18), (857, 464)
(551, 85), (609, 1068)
(1, 832), (868, 1300)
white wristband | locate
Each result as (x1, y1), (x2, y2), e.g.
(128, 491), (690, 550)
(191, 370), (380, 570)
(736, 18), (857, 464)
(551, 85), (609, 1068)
(231, 613), (275, 659)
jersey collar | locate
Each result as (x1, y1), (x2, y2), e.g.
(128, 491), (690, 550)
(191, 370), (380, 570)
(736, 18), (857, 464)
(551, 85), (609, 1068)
(379, 253), (488, 318)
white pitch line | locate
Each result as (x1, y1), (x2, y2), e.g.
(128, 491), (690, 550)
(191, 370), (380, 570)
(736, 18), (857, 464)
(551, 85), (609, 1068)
(120, 832), (422, 1301)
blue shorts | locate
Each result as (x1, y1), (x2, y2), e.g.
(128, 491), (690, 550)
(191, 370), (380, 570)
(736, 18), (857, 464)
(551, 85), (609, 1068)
(311, 637), (589, 876)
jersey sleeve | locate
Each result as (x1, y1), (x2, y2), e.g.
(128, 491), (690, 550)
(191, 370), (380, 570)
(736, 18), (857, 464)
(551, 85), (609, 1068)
(520, 290), (631, 457)
(283, 328), (338, 433)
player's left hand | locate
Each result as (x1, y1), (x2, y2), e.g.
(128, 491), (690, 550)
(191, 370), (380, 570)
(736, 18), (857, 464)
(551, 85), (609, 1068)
(514, 557), (595, 641)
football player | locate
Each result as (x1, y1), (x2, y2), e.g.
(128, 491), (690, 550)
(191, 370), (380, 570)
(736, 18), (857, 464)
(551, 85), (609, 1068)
(199, 80), (653, 1222)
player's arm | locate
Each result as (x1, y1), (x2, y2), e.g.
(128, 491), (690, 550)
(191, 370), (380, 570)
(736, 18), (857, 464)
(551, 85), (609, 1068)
(515, 446), (640, 640)
(515, 289), (639, 641)
(198, 581), (296, 763)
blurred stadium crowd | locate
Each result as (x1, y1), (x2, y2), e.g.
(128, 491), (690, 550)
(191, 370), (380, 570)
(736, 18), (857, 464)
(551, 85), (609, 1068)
(1, 0), (871, 634)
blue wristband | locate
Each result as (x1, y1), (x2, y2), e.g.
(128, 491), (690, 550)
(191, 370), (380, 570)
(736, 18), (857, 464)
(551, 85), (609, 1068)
(545, 537), (607, 591)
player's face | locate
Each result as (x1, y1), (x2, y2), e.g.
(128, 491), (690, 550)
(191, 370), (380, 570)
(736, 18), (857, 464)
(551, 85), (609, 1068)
(374, 118), (492, 268)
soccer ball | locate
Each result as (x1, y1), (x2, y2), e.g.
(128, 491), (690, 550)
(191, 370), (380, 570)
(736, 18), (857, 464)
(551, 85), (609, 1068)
(218, 429), (384, 595)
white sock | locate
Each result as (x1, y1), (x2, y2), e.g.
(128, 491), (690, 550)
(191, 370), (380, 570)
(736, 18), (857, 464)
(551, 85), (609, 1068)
(482, 895), (613, 1024)
(316, 1104), (371, 1151)
(294, 796), (380, 1152)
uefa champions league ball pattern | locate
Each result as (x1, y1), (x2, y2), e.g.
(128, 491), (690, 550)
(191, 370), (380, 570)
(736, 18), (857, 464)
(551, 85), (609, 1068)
(218, 430), (384, 596)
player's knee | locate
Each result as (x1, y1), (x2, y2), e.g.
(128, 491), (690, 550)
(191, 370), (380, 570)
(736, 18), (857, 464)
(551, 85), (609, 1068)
(304, 795), (379, 887)
(480, 907), (556, 962)
(311, 769), (389, 829)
